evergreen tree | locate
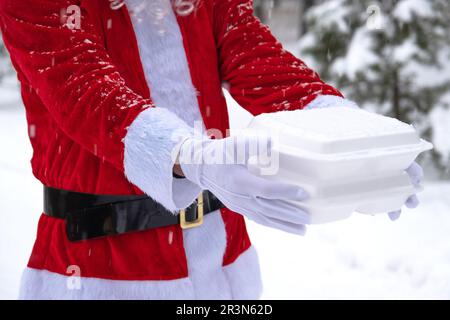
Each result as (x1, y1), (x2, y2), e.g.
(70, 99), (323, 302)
(299, 0), (450, 176)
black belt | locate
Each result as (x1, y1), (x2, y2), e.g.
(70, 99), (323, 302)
(43, 186), (223, 242)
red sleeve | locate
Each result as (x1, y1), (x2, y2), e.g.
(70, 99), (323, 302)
(213, 0), (344, 115)
(0, 0), (151, 171)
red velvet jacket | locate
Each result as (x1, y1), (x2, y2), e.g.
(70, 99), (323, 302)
(0, 0), (344, 295)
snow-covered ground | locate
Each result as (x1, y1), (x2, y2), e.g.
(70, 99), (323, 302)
(0, 88), (42, 300)
(0, 86), (449, 300)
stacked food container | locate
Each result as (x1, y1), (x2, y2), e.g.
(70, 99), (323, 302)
(246, 107), (433, 224)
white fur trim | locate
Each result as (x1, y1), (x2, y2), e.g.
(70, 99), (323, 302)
(123, 0), (205, 211)
(19, 268), (195, 300)
(125, 0), (204, 128)
(124, 107), (201, 212)
(304, 95), (359, 110)
(182, 210), (230, 299)
(18, 246), (262, 300)
(182, 211), (263, 300)
(224, 245), (263, 300)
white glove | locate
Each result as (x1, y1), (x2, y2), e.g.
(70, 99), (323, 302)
(388, 162), (423, 221)
(178, 134), (310, 235)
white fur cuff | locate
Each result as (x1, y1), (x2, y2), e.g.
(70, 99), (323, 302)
(124, 107), (201, 212)
(304, 95), (358, 110)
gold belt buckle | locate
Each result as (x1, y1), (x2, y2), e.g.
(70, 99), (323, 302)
(179, 193), (204, 229)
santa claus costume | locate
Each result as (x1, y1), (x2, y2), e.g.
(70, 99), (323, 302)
(0, 0), (355, 299)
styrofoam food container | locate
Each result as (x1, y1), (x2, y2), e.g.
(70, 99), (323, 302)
(248, 107), (433, 180)
(248, 162), (420, 224)
(245, 107), (433, 224)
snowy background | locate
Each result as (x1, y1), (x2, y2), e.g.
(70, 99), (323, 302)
(1, 0), (449, 299)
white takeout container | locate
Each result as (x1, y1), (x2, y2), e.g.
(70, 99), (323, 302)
(246, 107), (433, 224)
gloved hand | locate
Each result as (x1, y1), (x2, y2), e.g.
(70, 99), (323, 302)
(178, 134), (310, 235)
(388, 162), (423, 221)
